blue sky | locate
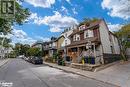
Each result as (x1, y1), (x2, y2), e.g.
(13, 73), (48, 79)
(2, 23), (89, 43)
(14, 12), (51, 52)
(11, 0), (130, 45)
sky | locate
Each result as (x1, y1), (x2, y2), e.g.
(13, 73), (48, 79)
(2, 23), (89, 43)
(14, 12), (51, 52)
(10, 0), (130, 45)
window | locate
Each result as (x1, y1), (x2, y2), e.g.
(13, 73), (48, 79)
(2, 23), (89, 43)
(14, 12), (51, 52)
(65, 33), (67, 37)
(73, 35), (76, 41)
(93, 29), (98, 37)
(86, 31), (88, 38)
(65, 40), (67, 45)
(111, 46), (115, 54)
(77, 37), (79, 41)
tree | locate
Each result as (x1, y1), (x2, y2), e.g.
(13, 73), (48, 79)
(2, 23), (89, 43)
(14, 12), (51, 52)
(26, 47), (42, 57)
(79, 17), (100, 26)
(14, 43), (30, 56)
(0, 1), (30, 46)
(0, 1), (30, 35)
(115, 23), (130, 61)
(14, 43), (22, 56)
(0, 37), (11, 47)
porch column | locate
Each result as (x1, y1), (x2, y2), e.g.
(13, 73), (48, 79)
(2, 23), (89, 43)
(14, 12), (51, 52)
(77, 47), (80, 57)
(77, 47), (80, 63)
(93, 43), (96, 58)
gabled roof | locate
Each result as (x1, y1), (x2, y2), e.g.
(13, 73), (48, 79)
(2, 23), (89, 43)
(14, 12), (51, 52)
(69, 20), (102, 37)
(55, 35), (65, 41)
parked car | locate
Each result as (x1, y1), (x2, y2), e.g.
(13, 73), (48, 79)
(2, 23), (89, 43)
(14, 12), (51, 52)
(31, 57), (43, 64)
(24, 57), (29, 61)
(18, 55), (25, 59)
(27, 56), (33, 63)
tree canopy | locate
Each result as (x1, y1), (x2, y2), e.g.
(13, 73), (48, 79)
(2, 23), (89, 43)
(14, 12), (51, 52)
(14, 43), (30, 56)
(115, 23), (130, 61)
(26, 47), (42, 57)
(79, 18), (100, 26)
(0, 1), (30, 47)
(0, 1), (30, 35)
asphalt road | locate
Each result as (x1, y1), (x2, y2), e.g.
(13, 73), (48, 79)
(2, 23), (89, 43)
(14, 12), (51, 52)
(0, 59), (116, 87)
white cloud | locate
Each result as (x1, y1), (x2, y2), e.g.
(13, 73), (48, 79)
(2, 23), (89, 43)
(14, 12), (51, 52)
(25, 0), (55, 8)
(12, 29), (27, 39)
(101, 0), (130, 19)
(0, 33), (12, 39)
(11, 37), (37, 45)
(35, 36), (50, 41)
(66, 0), (71, 4)
(0, 28), (50, 45)
(30, 11), (78, 32)
(10, 29), (36, 45)
(27, 12), (42, 24)
(16, 0), (22, 5)
(49, 27), (62, 32)
(72, 8), (78, 15)
(108, 23), (123, 32)
(61, 6), (69, 15)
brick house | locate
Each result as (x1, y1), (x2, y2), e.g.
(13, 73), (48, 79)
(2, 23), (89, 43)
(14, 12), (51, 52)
(66, 19), (120, 64)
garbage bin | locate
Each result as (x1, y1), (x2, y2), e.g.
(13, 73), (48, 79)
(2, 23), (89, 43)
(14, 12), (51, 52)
(91, 56), (95, 64)
(58, 58), (62, 65)
(84, 56), (88, 63)
(88, 57), (91, 64)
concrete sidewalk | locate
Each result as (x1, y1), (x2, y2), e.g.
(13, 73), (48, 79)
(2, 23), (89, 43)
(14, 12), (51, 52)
(0, 58), (10, 68)
(44, 61), (130, 87)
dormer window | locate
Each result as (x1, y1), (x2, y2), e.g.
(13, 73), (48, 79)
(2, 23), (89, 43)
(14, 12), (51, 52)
(79, 25), (86, 31)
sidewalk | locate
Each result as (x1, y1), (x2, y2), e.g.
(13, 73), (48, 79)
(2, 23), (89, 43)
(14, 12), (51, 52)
(0, 58), (10, 68)
(44, 61), (130, 87)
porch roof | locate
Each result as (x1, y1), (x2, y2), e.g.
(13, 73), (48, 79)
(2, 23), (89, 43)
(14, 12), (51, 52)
(66, 37), (100, 48)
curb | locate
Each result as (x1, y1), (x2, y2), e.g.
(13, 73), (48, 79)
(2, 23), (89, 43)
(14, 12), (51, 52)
(94, 60), (121, 72)
(0, 59), (10, 68)
(43, 62), (120, 87)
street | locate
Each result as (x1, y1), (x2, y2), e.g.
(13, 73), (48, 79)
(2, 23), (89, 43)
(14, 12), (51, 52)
(0, 59), (116, 87)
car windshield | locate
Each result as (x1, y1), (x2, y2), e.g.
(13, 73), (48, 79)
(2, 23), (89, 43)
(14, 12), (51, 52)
(34, 57), (41, 59)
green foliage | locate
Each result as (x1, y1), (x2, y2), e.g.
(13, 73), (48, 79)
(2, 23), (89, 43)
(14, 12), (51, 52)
(14, 43), (30, 56)
(0, 37), (12, 47)
(79, 17), (100, 26)
(0, 1), (30, 35)
(9, 51), (16, 58)
(53, 52), (59, 60)
(0, 1), (30, 49)
(26, 47), (42, 57)
(115, 23), (130, 61)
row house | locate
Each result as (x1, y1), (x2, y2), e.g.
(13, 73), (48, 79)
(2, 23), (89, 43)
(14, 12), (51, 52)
(33, 19), (120, 65)
(43, 38), (57, 58)
(66, 19), (120, 64)
(43, 28), (74, 58)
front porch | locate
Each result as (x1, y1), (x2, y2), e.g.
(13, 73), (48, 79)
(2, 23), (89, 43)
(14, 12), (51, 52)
(67, 41), (102, 65)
